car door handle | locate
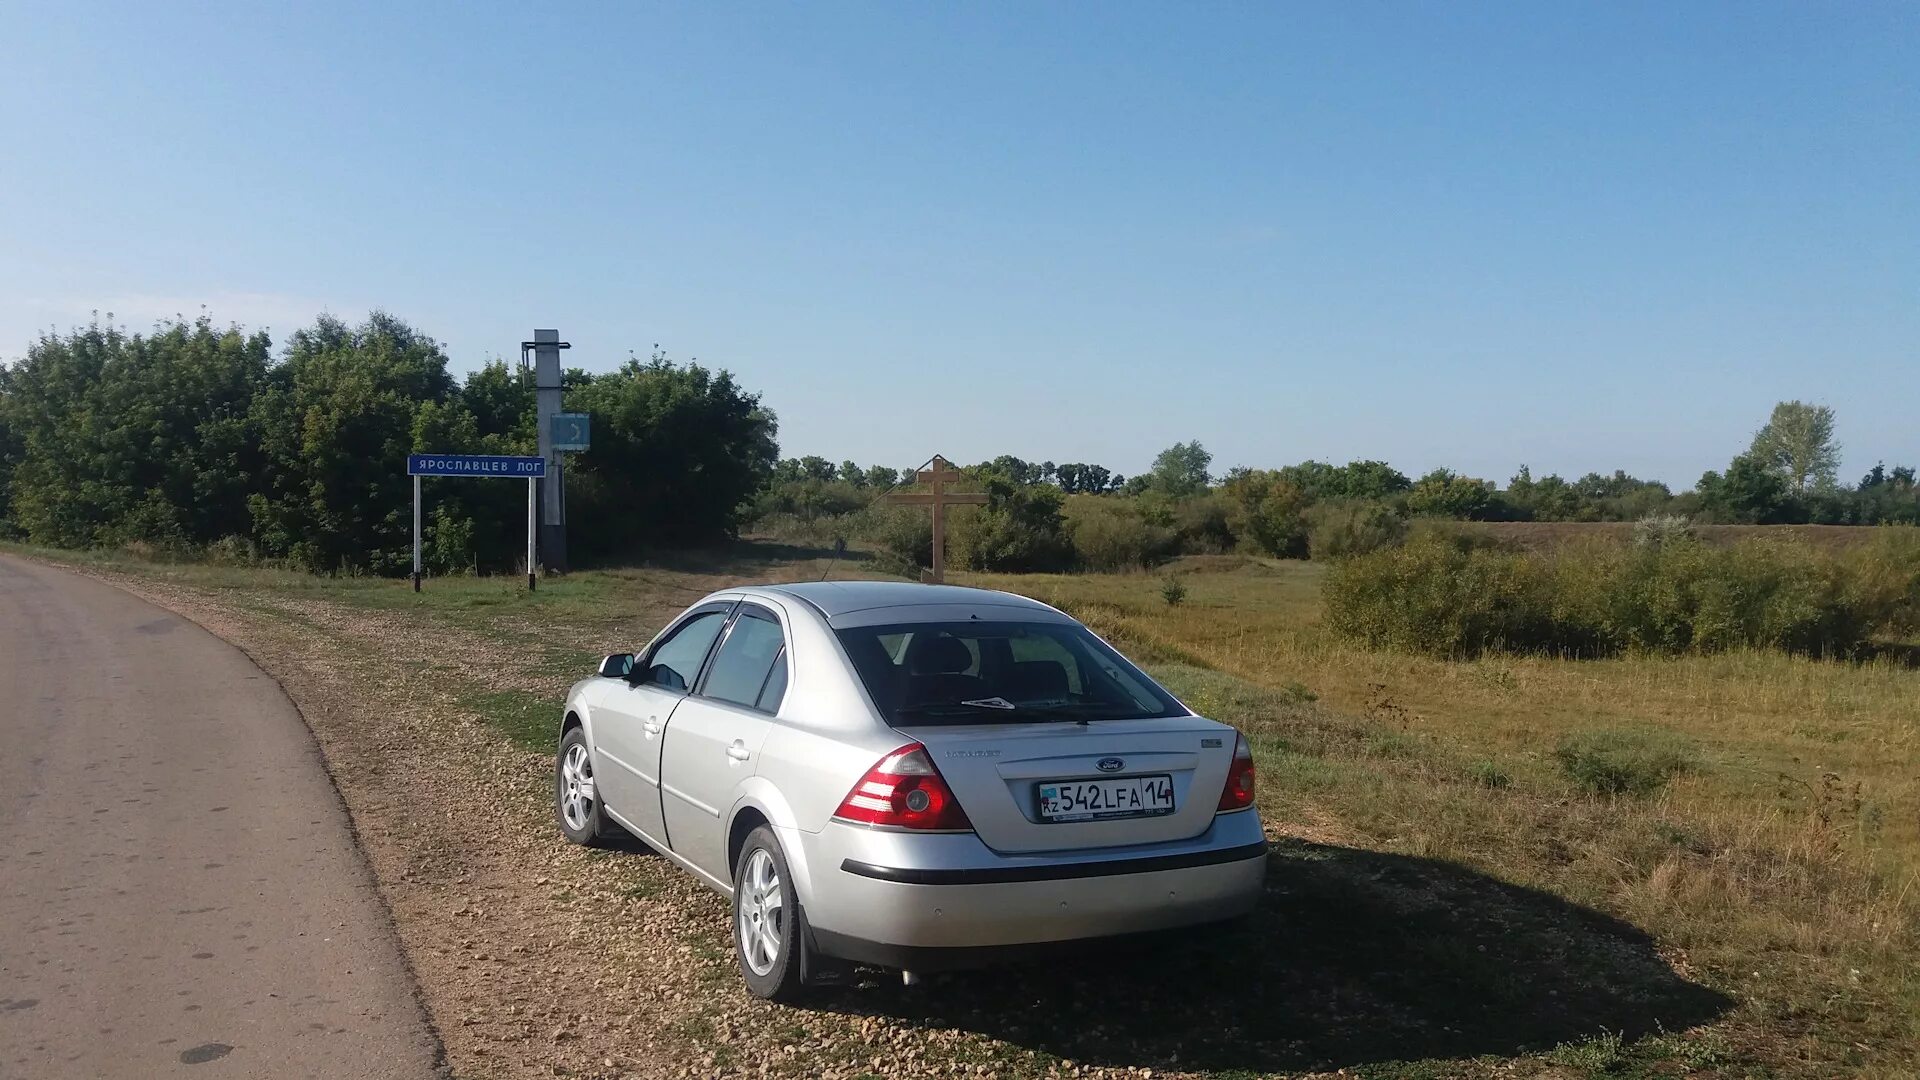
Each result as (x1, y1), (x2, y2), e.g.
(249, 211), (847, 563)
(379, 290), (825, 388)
(642, 717), (662, 736)
(725, 740), (751, 762)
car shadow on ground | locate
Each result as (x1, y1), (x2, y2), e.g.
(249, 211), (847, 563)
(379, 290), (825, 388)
(811, 839), (1733, 1074)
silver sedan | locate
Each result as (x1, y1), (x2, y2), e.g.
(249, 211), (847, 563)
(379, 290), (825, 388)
(556, 581), (1265, 1000)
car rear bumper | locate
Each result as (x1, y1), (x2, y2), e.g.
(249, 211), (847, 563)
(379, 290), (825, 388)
(799, 811), (1267, 954)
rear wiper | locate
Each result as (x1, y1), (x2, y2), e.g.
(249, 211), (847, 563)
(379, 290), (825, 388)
(893, 699), (1138, 725)
(997, 700), (1138, 725)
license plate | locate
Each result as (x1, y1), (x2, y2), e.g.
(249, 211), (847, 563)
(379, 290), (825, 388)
(1037, 775), (1175, 822)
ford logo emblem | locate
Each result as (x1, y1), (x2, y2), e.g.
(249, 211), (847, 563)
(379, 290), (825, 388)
(1095, 757), (1125, 773)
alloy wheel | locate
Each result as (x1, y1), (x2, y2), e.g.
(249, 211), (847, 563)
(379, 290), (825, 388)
(560, 742), (596, 832)
(736, 847), (784, 976)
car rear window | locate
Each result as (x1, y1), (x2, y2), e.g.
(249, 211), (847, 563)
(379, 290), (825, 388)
(834, 620), (1184, 725)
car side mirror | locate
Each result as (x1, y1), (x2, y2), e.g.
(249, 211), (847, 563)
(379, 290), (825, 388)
(598, 653), (634, 679)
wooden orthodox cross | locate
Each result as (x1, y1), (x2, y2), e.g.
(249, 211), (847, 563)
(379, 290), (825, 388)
(882, 456), (988, 583)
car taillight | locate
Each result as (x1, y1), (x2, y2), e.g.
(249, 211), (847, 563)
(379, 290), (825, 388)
(833, 743), (973, 831)
(1217, 732), (1256, 812)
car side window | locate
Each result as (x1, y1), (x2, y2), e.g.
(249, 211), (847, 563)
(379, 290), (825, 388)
(642, 610), (727, 692)
(755, 647), (789, 713)
(700, 609), (787, 711)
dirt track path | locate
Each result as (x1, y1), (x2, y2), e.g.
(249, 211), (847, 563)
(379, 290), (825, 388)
(0, 554), (444, 1080)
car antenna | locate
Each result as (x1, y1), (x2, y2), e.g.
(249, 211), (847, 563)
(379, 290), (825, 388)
(818, 537), (847, 582)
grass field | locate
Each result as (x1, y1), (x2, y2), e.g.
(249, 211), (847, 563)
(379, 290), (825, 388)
(15, 540), (1918, 1079)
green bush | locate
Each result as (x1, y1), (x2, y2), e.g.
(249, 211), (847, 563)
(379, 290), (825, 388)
(1160, 575), (1188, 606)
(1062, 495), (1176, 571)
(1306, 501), (1409, 559)
(1220, 469), (1309, 557)
(1465, 760), (1513, 789)
(1320, 534), (1556, 657)
(1843, 525), (1920, 638)
(1631, 512), (1696, 549)
(867, 503), (932, 573)
(1170, 491), (1237, 554)
(1553, 730), (1698, 796)
(949, 480), (1075, 573)
(1323, 532), (1891, 659)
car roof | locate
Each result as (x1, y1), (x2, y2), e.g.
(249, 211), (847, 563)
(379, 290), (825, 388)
(747, 580), (1058, 619)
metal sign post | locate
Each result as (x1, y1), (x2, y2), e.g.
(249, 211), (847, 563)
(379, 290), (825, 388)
(412, 474), (423, 591)
(406, 454), (548, 591)
(523, 330), (571, 573)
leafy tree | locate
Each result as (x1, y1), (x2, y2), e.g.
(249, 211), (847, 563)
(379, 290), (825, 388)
(839, 461), (867, 488)
(1147, 440), (1212, 497)
(864, 465), (900, 490)
(1062, 494), (1175, 570)
(1748, 400), (1841, 492)
(565, 352), (777, 558)
(949, 474), (1074, 572)
(1406, 468), (1492, 519)
(3, 316), (271, 548)
(249, 312), (457, 572)
(1504, 465), (1671, 522)
(1220, 468), (1309, 557)
(1055, 462), (1117, 494)
(0, 387), (19, 537)
(458, 359), (535, 444)
(1696, 453), (1791, 524)
(1279, 459), (1411, 502)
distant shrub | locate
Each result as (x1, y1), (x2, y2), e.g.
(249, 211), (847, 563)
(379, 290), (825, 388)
(1160, 575), (1188, 606)
(1063, 495), (1176, 571)
(1220, 469), (1309, 557)
(1306, 501), (1409, 559)
(1320, 534), (1556, 657)
(1323, 532), (1887, 659)
(203, 534), (262, 567)
(752, 478), (870, 522)
(867, 504), (931, 572)
(1554, 730), (1698, 796)
(1170, 492), (1237, 555)
(949, 482), (1075, 573)
(1631, 512), (1696, 550)
(1843, 525), (1920, 638)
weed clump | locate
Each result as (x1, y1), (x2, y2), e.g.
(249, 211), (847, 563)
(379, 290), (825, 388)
(1465, 760), (1513, 789)
(1554, 730), (1698, 797)
(1160, 575), (1188, 606)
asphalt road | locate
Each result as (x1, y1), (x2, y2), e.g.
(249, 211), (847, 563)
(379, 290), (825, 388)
(0, 555), (443, 1079)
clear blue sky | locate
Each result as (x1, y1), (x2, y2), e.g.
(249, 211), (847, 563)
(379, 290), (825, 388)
(3, 2), (1914, 488)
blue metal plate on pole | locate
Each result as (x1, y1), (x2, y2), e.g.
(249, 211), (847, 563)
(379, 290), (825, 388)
(550, 413), (591, 452)
(407, 454), (546, 477)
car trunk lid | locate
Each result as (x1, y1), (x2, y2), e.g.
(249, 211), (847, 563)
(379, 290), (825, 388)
(896, 715), (1236, 853)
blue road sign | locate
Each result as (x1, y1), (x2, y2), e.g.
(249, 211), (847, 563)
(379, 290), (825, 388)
(551, 412), (591, 451)
(407, 454), (546, 478)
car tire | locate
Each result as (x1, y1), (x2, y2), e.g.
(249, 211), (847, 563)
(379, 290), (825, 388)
(555, 726), (613, 847)
(732, 825), (814, 1002)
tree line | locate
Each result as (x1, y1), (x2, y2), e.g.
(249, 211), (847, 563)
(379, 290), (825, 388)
(754, 402), (1919, 574)
(4, 312), (1911, 580)
(0, 313), (776, 573)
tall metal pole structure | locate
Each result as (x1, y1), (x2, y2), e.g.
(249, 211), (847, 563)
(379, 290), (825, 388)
(527, 329), (570, 573)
